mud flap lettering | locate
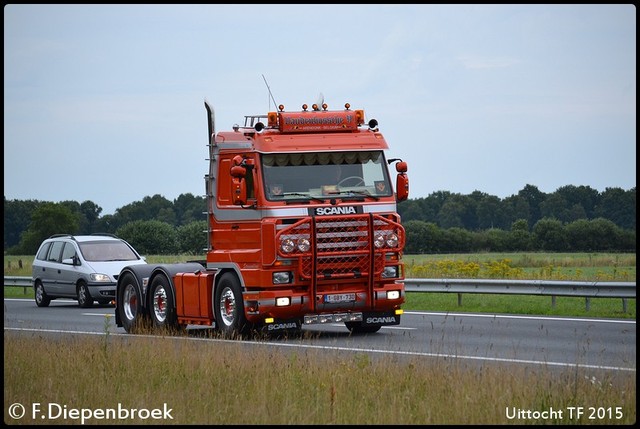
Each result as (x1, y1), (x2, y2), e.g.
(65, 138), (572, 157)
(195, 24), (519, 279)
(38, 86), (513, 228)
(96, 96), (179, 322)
(362, 311), (401, 326)
(264, 319), (301, 332)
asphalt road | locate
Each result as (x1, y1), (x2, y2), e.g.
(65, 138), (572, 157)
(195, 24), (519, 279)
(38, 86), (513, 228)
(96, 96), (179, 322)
(4, 297), (635, 375)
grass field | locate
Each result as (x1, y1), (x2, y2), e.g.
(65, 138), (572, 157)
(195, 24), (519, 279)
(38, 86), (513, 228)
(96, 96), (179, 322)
(4, 332), (636, 425)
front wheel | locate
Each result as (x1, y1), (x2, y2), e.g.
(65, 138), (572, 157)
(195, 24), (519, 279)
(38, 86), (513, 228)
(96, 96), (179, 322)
(214, 272), (251, 337)
(77, 282), (94, 308)
(34, 282), (51, 307)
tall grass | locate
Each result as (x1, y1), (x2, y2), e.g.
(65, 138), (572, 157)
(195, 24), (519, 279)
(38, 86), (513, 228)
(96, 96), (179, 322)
(4, 332), (635, 425)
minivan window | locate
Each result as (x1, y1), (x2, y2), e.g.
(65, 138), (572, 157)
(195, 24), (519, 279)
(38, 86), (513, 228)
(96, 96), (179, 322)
(48, 241), (65, 262)
(79, 241), (140, 262)
(61, 242), (76, 262)
(36, 242), (51, 260)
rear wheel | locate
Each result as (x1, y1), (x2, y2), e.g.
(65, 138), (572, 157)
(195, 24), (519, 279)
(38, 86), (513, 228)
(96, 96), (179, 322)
(214, 272), (251, 337)
(77, 282), (94, 308)
(148, 274), (182, 332)
(34, 282), (51, 307)
(117, 272), (146, 333)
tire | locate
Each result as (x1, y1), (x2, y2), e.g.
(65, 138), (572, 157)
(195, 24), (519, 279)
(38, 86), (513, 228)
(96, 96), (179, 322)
(34, 282), (51, 307)
(117, 272), (146, 333)
(77, 282), (94, 308)
(214, 272), (250, 337)
(148, 274), (181, 332)
(345, 322), (381, 334)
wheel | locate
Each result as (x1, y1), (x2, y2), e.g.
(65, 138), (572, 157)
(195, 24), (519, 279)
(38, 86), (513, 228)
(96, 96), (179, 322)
(214, 272), (251, 337)
(337, 176), (365, 187)
(345, 322), (381, 334)
(77, 282), (94, 308)
(34, 282), (51, 307)
(117, 272), (147, 333)
(148, 274), (181, 332)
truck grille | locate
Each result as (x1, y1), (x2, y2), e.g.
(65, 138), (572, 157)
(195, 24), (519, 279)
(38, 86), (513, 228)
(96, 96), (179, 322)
(277, 214), (403, 281)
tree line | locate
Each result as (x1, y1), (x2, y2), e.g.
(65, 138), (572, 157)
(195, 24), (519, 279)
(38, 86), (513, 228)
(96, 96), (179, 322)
(4, 184), (636, 255)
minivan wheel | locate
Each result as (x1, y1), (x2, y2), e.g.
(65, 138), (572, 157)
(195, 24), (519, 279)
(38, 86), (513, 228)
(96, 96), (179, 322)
(77, 282), (94, 308)
(34, 282), (51, 307)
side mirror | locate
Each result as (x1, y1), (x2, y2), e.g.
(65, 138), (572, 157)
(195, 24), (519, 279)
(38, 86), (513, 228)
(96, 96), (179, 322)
(230, 164), (247, 206)
(396, 173), (409, 202)
(394, 161), (409, 202)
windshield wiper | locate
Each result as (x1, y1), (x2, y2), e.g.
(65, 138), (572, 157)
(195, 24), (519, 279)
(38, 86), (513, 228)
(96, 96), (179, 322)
(277, 192), (326, 203)
(327, 190), (379, 201)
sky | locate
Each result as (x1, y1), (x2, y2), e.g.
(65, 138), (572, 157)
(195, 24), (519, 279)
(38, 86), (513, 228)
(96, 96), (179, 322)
(4, 4), (636, 216)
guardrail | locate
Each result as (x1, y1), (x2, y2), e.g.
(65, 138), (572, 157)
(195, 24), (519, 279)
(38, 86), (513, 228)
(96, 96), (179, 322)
(5, 276), (32, 292)
(5, 276), (636, 312)
(404, 278), (636, 312)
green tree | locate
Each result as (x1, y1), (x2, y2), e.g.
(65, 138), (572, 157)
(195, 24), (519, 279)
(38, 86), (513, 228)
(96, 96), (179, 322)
(116, 220), (179, 255)
(518, 184), (545, 226)
(566, 218), (621, 251)
(177, 220), (208, 255)
(506, 219), (534, 251)
(555, 184), (599, 219)
(595, 187), (636, 230)
(476, 195), (508, 230)
(532, 217), (568, 251)
(4, 198), (43, 250)
(112, 194), (174, 230)
(173, 193), (206, 225)
(18, 203), (79, 254)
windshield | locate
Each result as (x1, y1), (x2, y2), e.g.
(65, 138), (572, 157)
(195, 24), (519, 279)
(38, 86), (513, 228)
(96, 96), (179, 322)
(79, 241), (140, 262)
(262, 151), (392, 201)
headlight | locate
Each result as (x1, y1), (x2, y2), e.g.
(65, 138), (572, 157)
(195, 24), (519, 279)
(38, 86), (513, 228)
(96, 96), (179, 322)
(280, 238), (295, 253)
(297, 237), (311, 252)
(386, 233), (399, 248)
(382, 266), (398, 278)
(90, 273), (111, 282)
(373, 233), (385, 248)
(272, 272), (292, 284)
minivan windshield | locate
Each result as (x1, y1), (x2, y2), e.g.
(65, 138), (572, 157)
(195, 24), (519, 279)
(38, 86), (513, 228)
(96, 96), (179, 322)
(262, 151), (392, 201)
(79, 241), (140, 262)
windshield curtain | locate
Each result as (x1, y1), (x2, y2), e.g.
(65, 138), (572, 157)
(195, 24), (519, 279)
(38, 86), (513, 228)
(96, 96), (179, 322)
(261, 151), (392, 200)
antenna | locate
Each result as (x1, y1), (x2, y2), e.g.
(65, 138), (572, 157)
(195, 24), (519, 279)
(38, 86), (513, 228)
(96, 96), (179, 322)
(262, 74), (278, 111)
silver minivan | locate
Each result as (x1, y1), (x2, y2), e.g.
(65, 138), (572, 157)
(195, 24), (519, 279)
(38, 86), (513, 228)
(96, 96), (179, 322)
(32, 234), (147, 308)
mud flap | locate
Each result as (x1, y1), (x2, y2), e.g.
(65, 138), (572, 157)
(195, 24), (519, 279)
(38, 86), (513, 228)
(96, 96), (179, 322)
(262, 318), (302, 334)
(360, 311), (401, 327)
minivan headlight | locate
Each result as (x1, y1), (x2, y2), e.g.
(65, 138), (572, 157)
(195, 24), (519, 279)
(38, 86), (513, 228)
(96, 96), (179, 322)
(90, 273), (111, 282)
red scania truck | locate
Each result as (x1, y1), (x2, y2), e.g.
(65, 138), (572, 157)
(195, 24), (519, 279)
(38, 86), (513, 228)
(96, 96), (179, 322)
(115, 100), (409, 336)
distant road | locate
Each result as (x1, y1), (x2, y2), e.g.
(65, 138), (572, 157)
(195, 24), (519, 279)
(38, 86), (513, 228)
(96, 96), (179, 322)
(4, 298), (636, 373)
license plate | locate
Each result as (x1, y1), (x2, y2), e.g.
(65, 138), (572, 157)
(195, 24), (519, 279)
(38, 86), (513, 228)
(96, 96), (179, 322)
(324, 293), (356, 304)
